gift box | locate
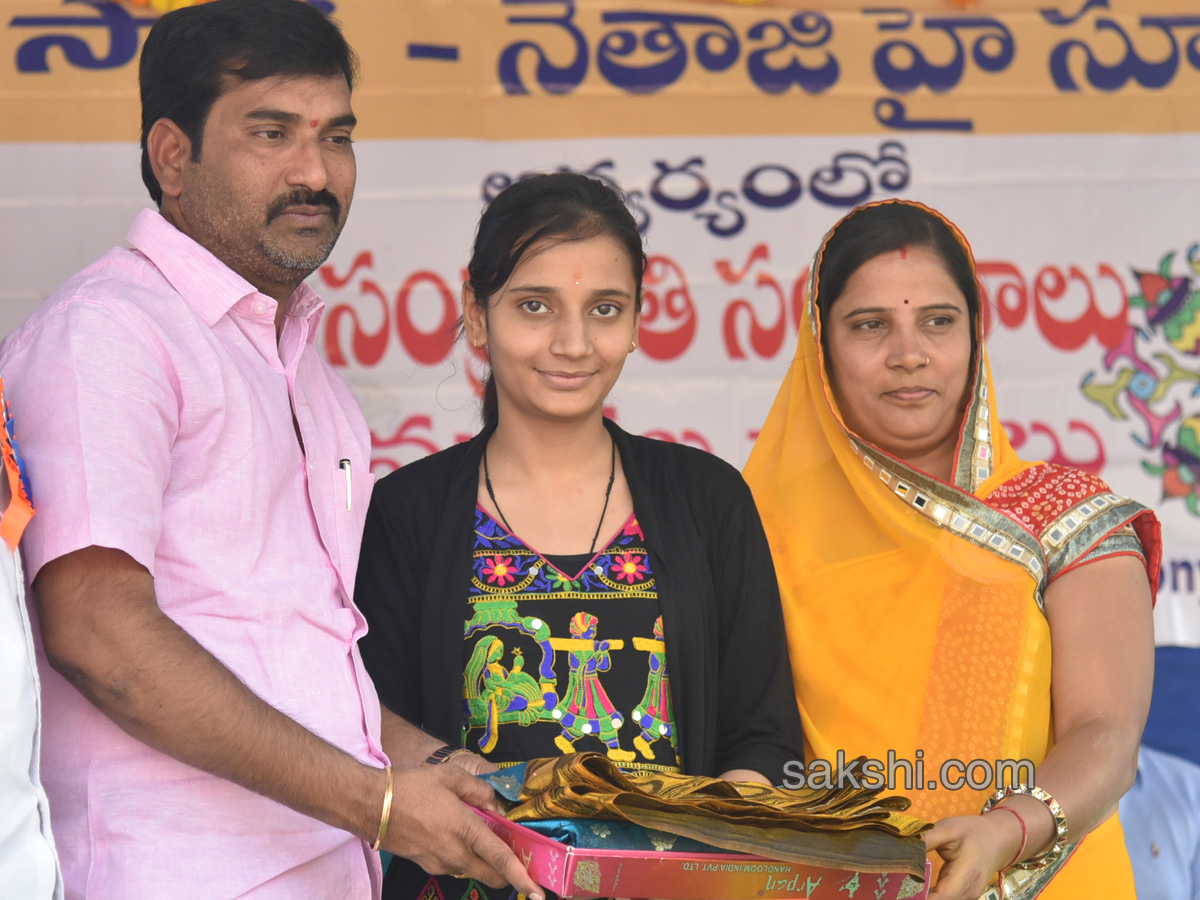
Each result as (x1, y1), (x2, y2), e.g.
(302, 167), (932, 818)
(478, 808), (930, 900)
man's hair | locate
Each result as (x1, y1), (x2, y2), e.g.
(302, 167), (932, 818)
(138, 0), (358, 205)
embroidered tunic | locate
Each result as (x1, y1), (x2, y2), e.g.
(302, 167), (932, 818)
(406, 510), (684, 900)
(464, 507), (681, 772)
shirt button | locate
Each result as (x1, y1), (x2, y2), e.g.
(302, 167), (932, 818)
(254, 303), (266, 315)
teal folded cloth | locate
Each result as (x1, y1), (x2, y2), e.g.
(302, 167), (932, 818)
(521, 817), (726, 853)
(483, 765), (526, 802)
(482, 767), (729, 854)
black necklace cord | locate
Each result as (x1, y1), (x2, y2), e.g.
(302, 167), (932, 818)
(588, 435), (618, 554)
(482, 432), (617, 555)
(481, 440), (516, 536)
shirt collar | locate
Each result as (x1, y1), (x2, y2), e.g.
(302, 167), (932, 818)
(284, 283), (326, 344)
(126, 208), (325, 336)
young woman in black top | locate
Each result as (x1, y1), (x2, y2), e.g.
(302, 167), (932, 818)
(354, 172), (803, 900)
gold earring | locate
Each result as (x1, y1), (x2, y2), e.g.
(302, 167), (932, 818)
(472, 338), (480, 349)
(630, 340), (638, 352)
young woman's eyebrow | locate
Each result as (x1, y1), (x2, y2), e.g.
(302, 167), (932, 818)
(507, 285), (633, 299)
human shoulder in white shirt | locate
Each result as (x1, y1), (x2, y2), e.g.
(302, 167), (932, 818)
(0, 384), (63, 900)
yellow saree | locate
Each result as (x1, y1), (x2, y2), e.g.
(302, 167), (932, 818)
(744, 200), (1160, 898)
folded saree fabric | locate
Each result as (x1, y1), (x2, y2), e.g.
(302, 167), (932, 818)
(483, 753), (930, 878)
(517, 818), (725, 853)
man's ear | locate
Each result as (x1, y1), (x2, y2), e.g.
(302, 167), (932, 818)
(146, 118), (192, 202)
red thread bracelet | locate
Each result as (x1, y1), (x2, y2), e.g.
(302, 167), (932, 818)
(992, 804), (1029, 867)
(987, 804), (1028, 900)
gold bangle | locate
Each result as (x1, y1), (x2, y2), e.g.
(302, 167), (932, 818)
(371, 765), (394, 852)
(981, 783), (1068, 869)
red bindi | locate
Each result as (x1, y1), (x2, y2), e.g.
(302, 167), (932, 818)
(904, 299), (909, 304)
(309, 119), (319, 128)
(899, 246), (908, 259)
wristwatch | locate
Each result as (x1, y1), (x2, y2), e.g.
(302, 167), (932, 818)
(424, 744), (467, 765)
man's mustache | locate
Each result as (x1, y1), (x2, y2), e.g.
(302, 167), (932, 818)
(266, 189), (341, 225)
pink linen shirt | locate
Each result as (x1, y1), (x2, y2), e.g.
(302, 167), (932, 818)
(0, 209), (386, 900)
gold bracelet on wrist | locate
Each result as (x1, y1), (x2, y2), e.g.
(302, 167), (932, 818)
(981, 783), (1069, 869)
(370, 764), (394, 852)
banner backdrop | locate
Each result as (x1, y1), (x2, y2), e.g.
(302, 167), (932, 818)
(2, 0), (1198, 721)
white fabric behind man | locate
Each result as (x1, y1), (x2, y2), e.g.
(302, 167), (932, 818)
(0, 467), (62, 899)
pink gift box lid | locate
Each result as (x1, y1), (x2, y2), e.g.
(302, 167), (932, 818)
(476, 808), (930, 900)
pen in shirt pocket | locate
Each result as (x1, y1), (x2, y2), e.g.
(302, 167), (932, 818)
(339, 459), (352, 511)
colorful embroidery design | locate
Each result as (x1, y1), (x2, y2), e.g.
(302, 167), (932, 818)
(631, 616), (674, 760)
(463, 508), (681, 770)
(465, 637), (546, 754)
(551, 611), (633, 762)
(416, 875), (524, 900)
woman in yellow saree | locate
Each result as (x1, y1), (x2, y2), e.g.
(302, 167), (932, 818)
(744, 199), (1160, 899)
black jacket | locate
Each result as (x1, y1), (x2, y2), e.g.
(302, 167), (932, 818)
(354, 419), (804, 783)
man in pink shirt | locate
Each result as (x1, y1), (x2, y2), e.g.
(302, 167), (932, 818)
(0, 1), (540, 898)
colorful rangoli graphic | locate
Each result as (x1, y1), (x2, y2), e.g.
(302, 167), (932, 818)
(1082, 247), (1200, 515)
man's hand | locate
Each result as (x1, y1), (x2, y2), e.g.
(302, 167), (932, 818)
(385, 764), (543, 900)
(449, 749), (498, 777)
